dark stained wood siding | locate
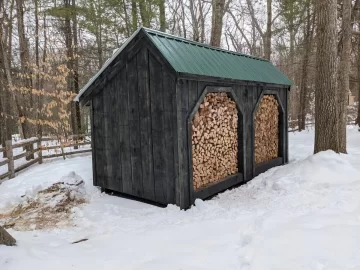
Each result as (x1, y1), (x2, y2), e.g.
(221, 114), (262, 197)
(117, 66), (132, 194)
(175, 80), (190, 208)
(127, 54), (144, 197)
(149, 53), (167, 204)
(92, 92), (105, 188)
(91, 44), (177, 205)
(163, 68), (177, 204)
(137, 47), (155, 201)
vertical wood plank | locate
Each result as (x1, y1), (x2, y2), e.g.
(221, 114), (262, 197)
(163, 69), (176, 204)
(175, 79), (190, 209)
(188, 80), (199, 112)
(92, 93), (105, 188)
(89, 100), (97, 187)
(250, 85), (261, 180)
(276, 88), (287, 163)
(137, 48), (155, 201)
(108, 76), (123, 191)
(102, 78), (114, 189)
(197, 82), (206, 97)
(127, 56), (144, 197)
(149, 53), (167, 204)
(118, 66), (132, 194)
(232, 85), (245, 177)
(187, 80), (199, 203)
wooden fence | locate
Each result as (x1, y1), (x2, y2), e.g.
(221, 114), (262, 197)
(288, 119), (356, 132)
(0, 134), (91, 182)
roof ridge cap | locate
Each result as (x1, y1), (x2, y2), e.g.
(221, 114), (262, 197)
(143, 27), (269, 62)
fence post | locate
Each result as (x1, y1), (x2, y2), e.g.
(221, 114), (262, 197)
(5, 140), (15, 179)
(38, 137), (43, 164)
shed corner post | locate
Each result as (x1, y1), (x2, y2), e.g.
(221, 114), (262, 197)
(175, 79), (191, 210)
(285, 87), (290, 163)
(89, 100), (98, 187)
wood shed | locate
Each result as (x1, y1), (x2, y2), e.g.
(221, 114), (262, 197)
(76, 28), (292, 209)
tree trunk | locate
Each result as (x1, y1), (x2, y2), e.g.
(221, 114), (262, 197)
(210, 0), (225, 47)
(180, 1), (186, 38)
(0, 1), (22, 146)
(0, 70), (4, 154)
(288, 1), (297, 123)
(299, 0), (313, 131)
(159, 0), (165, 32)
(199, 0), (205, 43)
(357, 21), (360, 127)
(34, 0), (42, 137)
(72, 0), (81, 139)
(139, 0), (150, 27)
(264, 0), (272, 60)
(63, 0), (77, 136)
(122, 0), (131, 37)
(314, 0), (339, 153)
(0, 225), (16, 246)
(189, 0), (200, 41)
(338, 0), (351, 153)
(16, 0), (32, 139)
(131, 0), (137, 32)
(41, 12), (47, 110)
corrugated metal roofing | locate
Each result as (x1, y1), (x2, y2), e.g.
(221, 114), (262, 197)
(76, 28), (291, 102)
(144, 28), (292, 86)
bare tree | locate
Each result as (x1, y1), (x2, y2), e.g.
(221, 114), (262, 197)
(246, 0), (273, 60)
(298, 0), (314, 131)
(35, 0), (42, 136)
(132, 0), (137, 32)
(72, 0), (81, 137)
(338, 0), (352, 152)
(314, 0), (339, 153)
(159, 0), (166, 31)
(264, 0), (272, 60)
(16, 0), (33, 139)
(210, 0), (230, 47)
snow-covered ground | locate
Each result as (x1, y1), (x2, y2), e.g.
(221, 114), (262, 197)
(1, 127), (360, 270)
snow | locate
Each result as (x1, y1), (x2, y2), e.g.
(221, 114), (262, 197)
(1, 127), (360, 269)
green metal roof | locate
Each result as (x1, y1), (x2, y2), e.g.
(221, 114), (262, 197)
(76, 28), (292, 102)
(144, 28), (292, 86)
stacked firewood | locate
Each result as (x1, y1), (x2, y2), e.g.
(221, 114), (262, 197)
(192, 92), (238, 191)
(254, 95), (279, 164)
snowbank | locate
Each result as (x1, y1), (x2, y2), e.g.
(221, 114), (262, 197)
(1, 172), (90, 231)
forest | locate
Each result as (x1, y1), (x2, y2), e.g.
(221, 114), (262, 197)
(0, 0), (358, 154)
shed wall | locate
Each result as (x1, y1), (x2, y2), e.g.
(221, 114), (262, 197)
(91, 46), (177, 205)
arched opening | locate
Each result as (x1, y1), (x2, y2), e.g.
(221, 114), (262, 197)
(254, 94), (281, 165)
(191, 92), (241, 191)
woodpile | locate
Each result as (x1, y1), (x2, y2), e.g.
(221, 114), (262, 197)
(254, 95), (279, 164)
(192, 93), (238, 191)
